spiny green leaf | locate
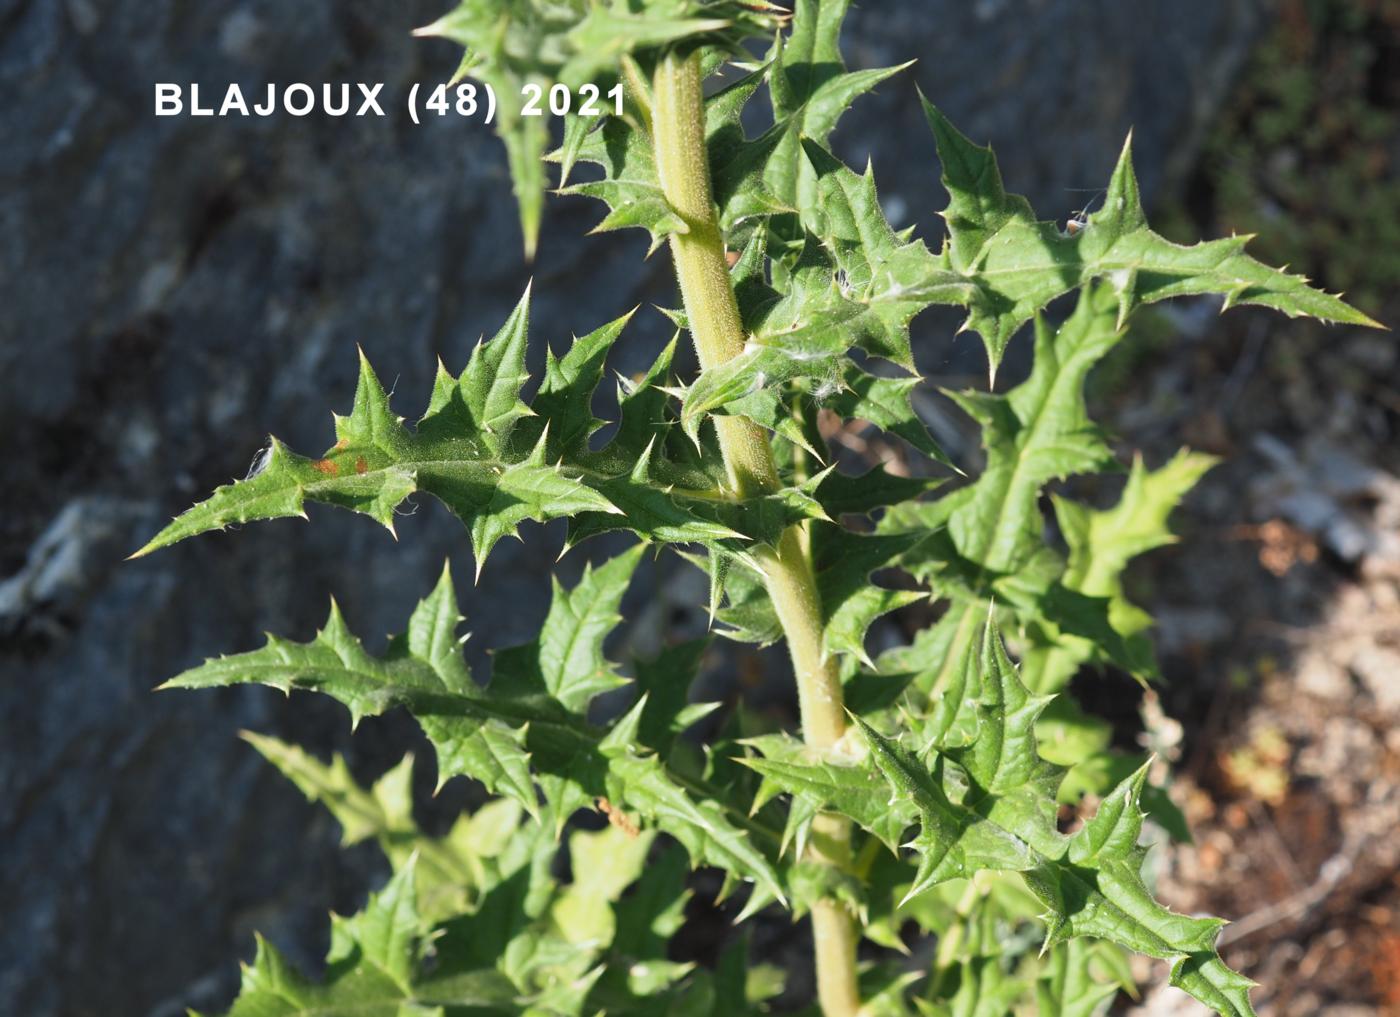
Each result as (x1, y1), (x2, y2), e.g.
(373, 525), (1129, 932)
(134, 290), (782, 567)
(1060, 450), (1218, 591)
(944, 284), (1124, 577)
(678, 154), (962, 462)
(877, 600), (984, 748)
(701, 547), (784, 646)
(563, 53), (789, 245)
(686, 198), (959, 452)
(1021, 449), (1217, 694)
(493, 545), (642, 713)
(210, 759), (722, 1015)
(813, 526), (928, 664)
(470, 437), (626, 571)
(244, 733), (545, 926)
(743, 732), (913, 854)
(842, 663), (918, 718)
(848, 620), (1254, 1016)
(533, 310), (633, 458)
(418, 0), (783, 255)
(597, 735), (788, 910)
(814, 466), (942, 518)
(1169, 952), (1258, 1017)
(165, 556), (787, 905)
(701, 524), (927, 662)
(855, 713), (1036, 901)
(827, 365), (953, 467)
(875, 288), (1172, 681)
(166, 565), (540, 815)
(550, 823), (657, 946)
(1067, 762), (1151, 866)
(588, 844), (711, 1011)
(921, 99), (1379, 374)
(159, 3), (1356, 1012)
(760, 0), (912, 209)
(798, 143), (973, 369)
(950, 620), (1058, 806)
(454, 276), (534, 452)
(212, 864), (436, 1017)
(559, 0), (908, 248)
(678, 223), (878, 438)
(563, 116), (689, 246)
(242, 733), (415, 850)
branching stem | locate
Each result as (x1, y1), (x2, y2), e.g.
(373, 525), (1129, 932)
(652, 48), (862, 1017)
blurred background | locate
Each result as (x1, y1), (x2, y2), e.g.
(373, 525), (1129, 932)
(1, 1), (1396, 1014)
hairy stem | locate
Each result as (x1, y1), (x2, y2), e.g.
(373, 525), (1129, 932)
(763, 529), (848, 748)
(652, 48), (861, 1017)
(650, 48), (777, 499)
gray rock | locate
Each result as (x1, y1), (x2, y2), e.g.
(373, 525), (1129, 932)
(0, 1), (1260, 1013)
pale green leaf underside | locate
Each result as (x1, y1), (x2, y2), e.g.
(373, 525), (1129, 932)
(212, 744), (746, 1016)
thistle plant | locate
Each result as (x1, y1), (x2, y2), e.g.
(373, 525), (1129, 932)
(136, 3), (1380, 1015)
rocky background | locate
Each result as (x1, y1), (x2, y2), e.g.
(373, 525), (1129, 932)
(2, 1), (1396, 1015)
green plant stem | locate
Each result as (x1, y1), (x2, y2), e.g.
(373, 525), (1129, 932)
(652, 48), (862, 1017)
(650, 48), (777, 499)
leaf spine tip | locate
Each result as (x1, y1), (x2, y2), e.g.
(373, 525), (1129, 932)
(410, 17), (446, 38)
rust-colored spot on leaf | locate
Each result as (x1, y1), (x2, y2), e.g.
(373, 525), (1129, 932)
(355, 456), (368, 475)
(333, 438), (350, 452)
(312, 458), (339, 476)
(595, 796), (640, 838)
